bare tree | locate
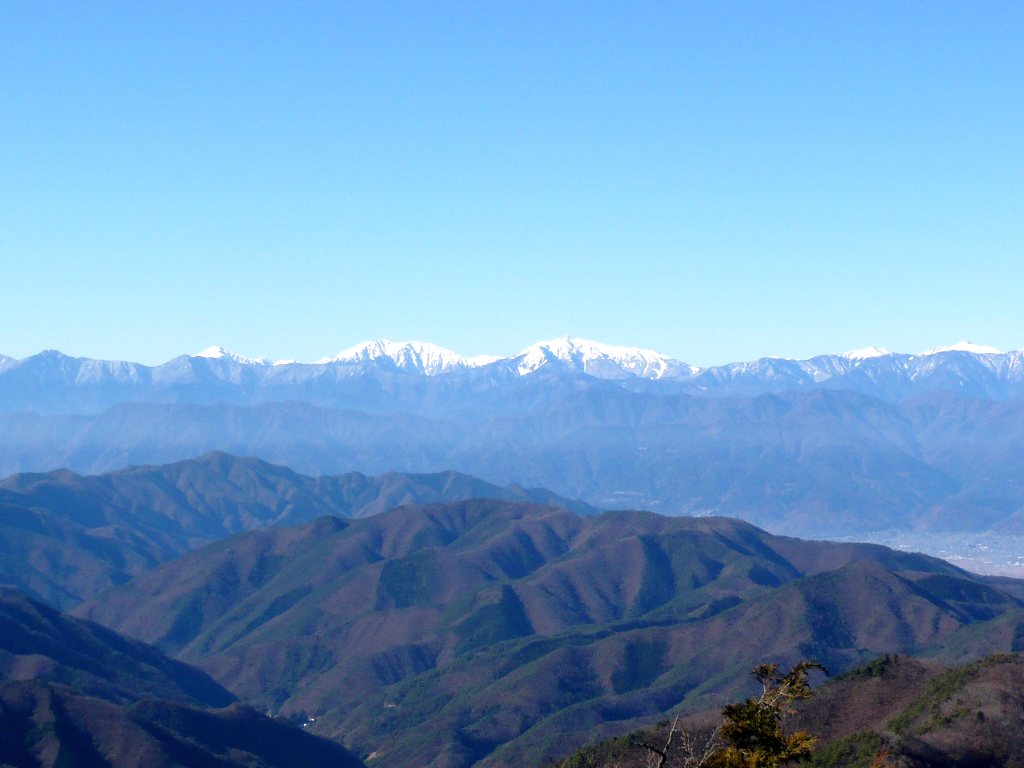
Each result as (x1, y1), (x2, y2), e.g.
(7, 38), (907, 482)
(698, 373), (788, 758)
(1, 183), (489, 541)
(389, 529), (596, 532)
(635, 715), (722, 768)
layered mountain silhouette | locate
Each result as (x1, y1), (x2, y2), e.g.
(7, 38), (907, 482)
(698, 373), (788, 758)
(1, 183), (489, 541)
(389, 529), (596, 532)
(72, 499), (1024, 768)
(0, 452), (595, 608)
(5, 389), (1024, 537)
(0, 588), (365, 768)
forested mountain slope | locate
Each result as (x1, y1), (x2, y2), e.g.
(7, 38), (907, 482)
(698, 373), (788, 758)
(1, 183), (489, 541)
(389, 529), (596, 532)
(795, 653), (1024, 767)
(75, 500), (1024, 768)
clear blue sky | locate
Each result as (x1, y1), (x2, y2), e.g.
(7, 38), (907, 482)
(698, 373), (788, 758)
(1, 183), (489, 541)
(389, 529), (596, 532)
(2, 2), (1022, 367)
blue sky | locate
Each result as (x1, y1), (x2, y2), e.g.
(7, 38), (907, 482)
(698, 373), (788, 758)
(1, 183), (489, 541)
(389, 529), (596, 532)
(2, 2), (1022, 367)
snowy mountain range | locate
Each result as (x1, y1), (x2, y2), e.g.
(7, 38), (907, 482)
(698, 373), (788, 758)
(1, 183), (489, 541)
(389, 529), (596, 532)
(188, 336), (1012, 379)
(314, 339), (500, 374)
(299, 336), (698, 379)
(196, 346), (273, 366)
(1, 336), (1023, 415)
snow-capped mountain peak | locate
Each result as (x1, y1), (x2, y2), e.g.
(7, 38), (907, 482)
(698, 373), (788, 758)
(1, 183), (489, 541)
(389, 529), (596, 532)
(178, 338), (1012, 379)
(195, 346), (272, 366)
(465, 354), (503, 366)
(513, 336), (695, 379)
(841, 347), (892, 361)
(921, 341), (1001, 356)
(316, 340), (494, 375)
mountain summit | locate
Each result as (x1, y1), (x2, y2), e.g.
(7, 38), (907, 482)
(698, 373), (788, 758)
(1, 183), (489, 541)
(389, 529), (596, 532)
(315, 339), (499, 374)
(195, 346), (273, 366)
(921, 341), (1002, 355)
(511, 336), (698, 379)
(183, 337), (1014, 379)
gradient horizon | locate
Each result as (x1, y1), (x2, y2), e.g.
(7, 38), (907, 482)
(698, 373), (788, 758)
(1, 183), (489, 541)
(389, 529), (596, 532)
(2, 2), (1022, 367)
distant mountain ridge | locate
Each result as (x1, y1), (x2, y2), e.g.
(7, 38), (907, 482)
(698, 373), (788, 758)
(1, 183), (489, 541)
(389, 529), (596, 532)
(3, 390), (1024, 540)
(3, 337), (1024, 415)
(316, 339), (502, 372)
(195, 337), (1014, 375)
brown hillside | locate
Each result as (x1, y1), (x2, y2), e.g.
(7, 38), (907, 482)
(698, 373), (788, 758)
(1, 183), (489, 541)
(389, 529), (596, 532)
(546, 653), (1024, 768)
(75, 500), (1024, 768)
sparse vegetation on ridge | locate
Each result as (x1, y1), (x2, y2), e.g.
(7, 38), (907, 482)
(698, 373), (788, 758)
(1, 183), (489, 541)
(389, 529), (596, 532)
(551, 653), (1024, 768)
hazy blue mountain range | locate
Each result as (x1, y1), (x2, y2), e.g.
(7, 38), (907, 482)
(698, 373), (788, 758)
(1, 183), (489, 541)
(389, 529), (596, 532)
(2, 338), (1024, 416)
(73, 499), (1024, 768)
(3, 337), (1024, 540)
(3, 390), (1024, 538)
(0, 452), (595, 609)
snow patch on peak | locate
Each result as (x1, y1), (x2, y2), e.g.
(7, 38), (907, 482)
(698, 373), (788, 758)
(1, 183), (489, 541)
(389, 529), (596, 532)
(922, 341), (1001, 356)
(465, 354), (503, 366)
(316, 340), (492, 375)
(841, 347), (892, 361)
(195, 346), (272, 366)
(513, 336), (694, 379)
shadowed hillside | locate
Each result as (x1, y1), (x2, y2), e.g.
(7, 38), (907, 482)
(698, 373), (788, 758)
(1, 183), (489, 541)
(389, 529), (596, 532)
(0, 588), (366, 768)
(74, 500), (1024, 768)
(0, 588), (233, 708)
(0, 684), (366, 768)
